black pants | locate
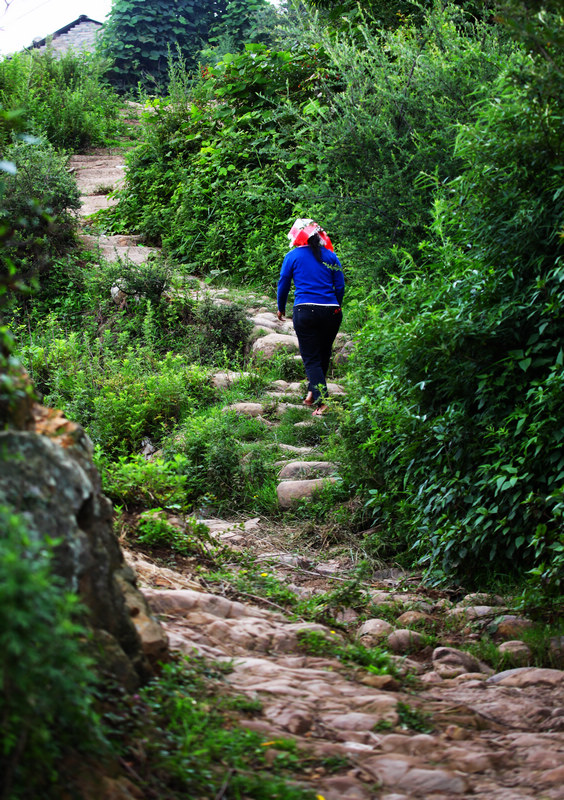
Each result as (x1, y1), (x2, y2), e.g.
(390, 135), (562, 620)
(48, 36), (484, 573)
(292, 304), (342, 405)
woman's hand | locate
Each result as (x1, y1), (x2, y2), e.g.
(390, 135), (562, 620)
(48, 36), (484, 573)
(277, 310), (285, 321)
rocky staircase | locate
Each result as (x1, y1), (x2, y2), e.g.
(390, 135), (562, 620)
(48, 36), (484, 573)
(70, 146), (564, 800)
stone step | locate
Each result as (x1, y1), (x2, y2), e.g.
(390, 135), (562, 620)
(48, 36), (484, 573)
(79, 233), (159, 264)
(277, 477), (338, 509)
(278, 461), (339, 480)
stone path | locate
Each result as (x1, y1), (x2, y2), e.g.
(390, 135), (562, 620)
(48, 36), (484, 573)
(72, 147), (564, 800)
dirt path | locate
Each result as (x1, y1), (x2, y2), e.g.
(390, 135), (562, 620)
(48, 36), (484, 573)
(73, 148), (564, 800)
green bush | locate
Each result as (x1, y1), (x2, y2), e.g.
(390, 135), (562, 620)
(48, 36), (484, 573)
(0, 138), (80, 287)
(288, 2), (516, 287)
(98, 453), (190, 509)
(343, 23), (564, 596)
(18, 323), (216, 455)
(136, 511), (216, 557)
(103, 43), (329, 282)
(0, 506), (102, 798)
(164, 408), (276, 511)
(193, 296), (253, 363)
(0, 49), (124, 151)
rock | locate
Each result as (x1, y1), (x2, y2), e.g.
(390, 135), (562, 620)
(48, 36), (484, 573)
(252, 333), (299, 359)
(460, 592), (506, 606)
(447, 604), (503, 621)
(326, 382), (346, 395)
(249, 312), (281, 331)
(278, 460), (339, 480)
(492, 614), (535, 639)
(442, 745), (502, 773)
(540, 765), (564, 785)
(277, 443), (315, 454)
(277, 478), (337, 509)
(115, 573), (168, 664)
(317, 775), (372, 800)
(358, 673), (400, 691)
(210, 370), (250, 388)
(387, 629), (426, 654)
(225, 402), (264, 417)
(418, 671), (444, 685)
(450, 672), (488, 684)
(377, 733), (436, 756)
(498, 639), (532, 666)
(488, 667), (564, 687)
(363, 756), (469, 794)
(0, 420), (159, 686)
(395, 610), (433, 627)
(357, 618), (394, 644)
(264, 706), (313, 734)
(324, 707), (398, 731)
(334, 339), (355, 365)
(432, 646), (484, 678)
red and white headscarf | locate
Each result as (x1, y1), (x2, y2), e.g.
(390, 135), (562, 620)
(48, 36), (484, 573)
(287, 218), (334, 251)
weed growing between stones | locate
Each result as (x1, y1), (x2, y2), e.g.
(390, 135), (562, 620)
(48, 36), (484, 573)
(395, 701), (434, 733)
(102, 654), (318, 800)
(200, 563), (302, 610)
(296, 630), (396, 677)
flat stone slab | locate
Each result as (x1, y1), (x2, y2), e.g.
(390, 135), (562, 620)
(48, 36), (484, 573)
(278, 461), (339, 480)
(252, 333), (299, 359)
(277, 444), (316, 454)
(277, 477), (337, 509)
(79, 233), (158, 264)
(210, 371), (250, 388)
(224, 403), (265, 417)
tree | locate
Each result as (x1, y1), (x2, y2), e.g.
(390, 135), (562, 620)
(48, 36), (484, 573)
(100, 0), (227, 91)
(100, 0), (270, 91)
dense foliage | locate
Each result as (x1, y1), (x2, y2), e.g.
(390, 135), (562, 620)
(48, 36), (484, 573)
(100, 0), (271, 91)
(3, 0), (564, 604)
(0, 49), (124, 151)
(102, 3), (512, 291)
(0, 507), (101, 798)
(1, 138), (80, 291)
(344, 6), (564, 594)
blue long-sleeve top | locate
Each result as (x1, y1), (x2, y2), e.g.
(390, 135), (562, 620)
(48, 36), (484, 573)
(277, 245), (345, 314)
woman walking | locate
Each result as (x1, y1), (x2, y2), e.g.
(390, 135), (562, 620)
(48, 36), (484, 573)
(277, 218), (345, 415)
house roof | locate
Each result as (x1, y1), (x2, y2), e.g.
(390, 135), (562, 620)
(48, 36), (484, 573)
(30, 15), (103, 49)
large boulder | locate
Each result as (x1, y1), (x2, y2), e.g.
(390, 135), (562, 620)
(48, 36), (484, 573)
(0, 406), (168, 687)
(252, 333), (299, 359)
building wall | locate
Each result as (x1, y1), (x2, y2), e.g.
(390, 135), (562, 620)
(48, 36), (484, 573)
(35, 20), (102, 56)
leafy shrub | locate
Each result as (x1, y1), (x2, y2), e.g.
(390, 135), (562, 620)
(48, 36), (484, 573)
(98, 453), (190, 509)
(0, 506), (102, 798)
(193, 296), (253, 363)
(19, 324), (216, 456)
(104, 43), (328, 282)
(0, 49), (124, 151)
(343, 26), (564, 595)
(136, 511), (216, 557)
(290, 2), (516, 287)
(164, 408), (276, 511)
(0, 138), (80, 286)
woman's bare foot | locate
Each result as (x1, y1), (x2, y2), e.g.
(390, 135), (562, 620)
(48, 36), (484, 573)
(312, 404), (328, 416)
(303, 391), (314, 406)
